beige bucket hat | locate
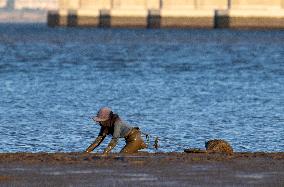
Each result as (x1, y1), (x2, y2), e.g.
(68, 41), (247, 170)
(94, 107), (112, 122)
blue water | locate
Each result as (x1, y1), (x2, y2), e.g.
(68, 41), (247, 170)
(0, 24), (283, 153)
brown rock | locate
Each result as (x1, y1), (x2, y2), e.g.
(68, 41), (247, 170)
(205, 139), (234, 155)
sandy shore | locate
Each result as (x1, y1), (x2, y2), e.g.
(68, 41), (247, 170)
(0, 152), (283, 186)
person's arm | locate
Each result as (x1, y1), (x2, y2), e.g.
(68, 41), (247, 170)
(85, 127), (106, 153)
(103, 123), (121, 154)
(103, 138), (118, 154)
(85, 135), (106, 153)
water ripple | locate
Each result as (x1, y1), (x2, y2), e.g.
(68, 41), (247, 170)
(0, 24), (283, 152)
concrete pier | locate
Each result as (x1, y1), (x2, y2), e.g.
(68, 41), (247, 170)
(215, 9), (284, 29)
(216, 0), (284, 29)
(47, 0), (284, 29)
(159, 10), (215, 28)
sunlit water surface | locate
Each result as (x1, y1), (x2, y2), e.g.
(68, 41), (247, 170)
(0, 24), (283, 153)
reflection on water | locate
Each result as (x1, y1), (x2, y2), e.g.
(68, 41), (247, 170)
(0, 24), (283, 152)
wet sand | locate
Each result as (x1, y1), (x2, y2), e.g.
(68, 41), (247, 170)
(0, 152), (283, 187)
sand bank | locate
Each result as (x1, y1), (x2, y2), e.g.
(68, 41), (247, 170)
(0, 152), (283, 186)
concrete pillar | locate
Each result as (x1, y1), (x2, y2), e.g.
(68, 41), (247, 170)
(214, 10), (229, 28)
(147, 0), (161, 28)
(148, 9), (160, 28)
(100, 9), (111, 27)
(48, 10), (68, 27)
(48, 0), (78, 27)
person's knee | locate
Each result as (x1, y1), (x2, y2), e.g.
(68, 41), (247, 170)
(120, 148), (128, 153)
(120, 148), (136, 154)
(120, 144), (140, 154)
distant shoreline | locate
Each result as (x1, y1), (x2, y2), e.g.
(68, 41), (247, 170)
(0, 9), (47, 23)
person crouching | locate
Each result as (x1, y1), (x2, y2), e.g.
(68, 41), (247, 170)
(85, 107), (147, 155)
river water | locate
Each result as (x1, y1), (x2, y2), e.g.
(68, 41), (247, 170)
(0, 24), (283, 153)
